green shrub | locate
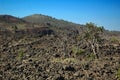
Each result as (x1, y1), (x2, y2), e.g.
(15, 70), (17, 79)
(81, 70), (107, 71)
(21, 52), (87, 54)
(72, 47), (85, 55)
(18, 50), (24, 60)
(110, 37), (120, 43)
(117, 68), (120, 80)
(76, 49), (85, 55)
(87, 53), (95, 60)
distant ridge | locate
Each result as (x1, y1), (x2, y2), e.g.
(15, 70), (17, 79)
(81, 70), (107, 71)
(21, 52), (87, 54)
(0, 14), (120, 38)
(0, 15), (26, 23)
(22, 14), (82, 28)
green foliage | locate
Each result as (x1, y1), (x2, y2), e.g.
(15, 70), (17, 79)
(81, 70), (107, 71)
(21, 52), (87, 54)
(18, 49), (24, 60)
(110, 36), (120, 43)
(85, 22), (104, 42)
(72, 47), (85, 55)
(80, 22), (104, 57)
(51, 58), (79, 64)
(72, 47), (77, 54)
(12, 25), (18, 31)
(117, 68), (120, 80)
(87, 53), (95, 60)
(76, 49), (85, 55)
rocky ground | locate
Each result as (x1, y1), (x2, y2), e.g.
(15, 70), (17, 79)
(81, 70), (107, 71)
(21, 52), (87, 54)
(0, 15), (120, 80)
(0, 32), (120, 80)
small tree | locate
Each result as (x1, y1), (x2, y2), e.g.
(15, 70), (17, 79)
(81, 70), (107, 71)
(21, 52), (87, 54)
(82, 22), (104, 58)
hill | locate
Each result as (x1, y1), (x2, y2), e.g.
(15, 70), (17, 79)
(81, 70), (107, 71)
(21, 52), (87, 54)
(23, 14), (80, 27)
(0, 15), (26, 23)
(23, 14), (84, 36)
(0, 14), (120, 80)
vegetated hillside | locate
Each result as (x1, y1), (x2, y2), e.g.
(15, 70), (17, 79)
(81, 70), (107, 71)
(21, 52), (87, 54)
(0, 15), (54, 38)
(0, 15), (29, 30)
(23, 14), (120, 38)
(0, 14), (120, 80)
(23, 14), (80, 28)
(23, 14), (84, 37)
(0, 15), (26, 23)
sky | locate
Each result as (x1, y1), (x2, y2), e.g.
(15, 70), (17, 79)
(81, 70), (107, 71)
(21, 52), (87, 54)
(0, 0), (120, 31)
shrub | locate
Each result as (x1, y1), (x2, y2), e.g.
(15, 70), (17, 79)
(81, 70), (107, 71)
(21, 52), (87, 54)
(18, 49), (24, 60)
(72, 47), (85, 55)
(110, 36), (119, 44)
(76, 49), (85, 55)
(117, 68), (120, 80)
(82, 22), (104, 57)
(87, 53), (95, 60)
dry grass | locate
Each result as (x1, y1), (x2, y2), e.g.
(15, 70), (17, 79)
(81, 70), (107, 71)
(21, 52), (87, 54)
(51, 58), (80, 64)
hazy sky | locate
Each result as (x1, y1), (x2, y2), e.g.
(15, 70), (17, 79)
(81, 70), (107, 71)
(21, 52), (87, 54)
(0, 0), (120, 31)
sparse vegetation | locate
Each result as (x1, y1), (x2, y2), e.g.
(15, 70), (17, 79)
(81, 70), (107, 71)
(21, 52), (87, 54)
(12, 25), (18, 32)
(110, 36), (120, 43)
(51, 58), (80, 64)
(18, 49), (24, 60)
(87, 53), (96, 60)
(0, 15), (120, 80)
(117, 68), (120, 80)
(80, 22), (104, 58)
(72, 46), (85, 56)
